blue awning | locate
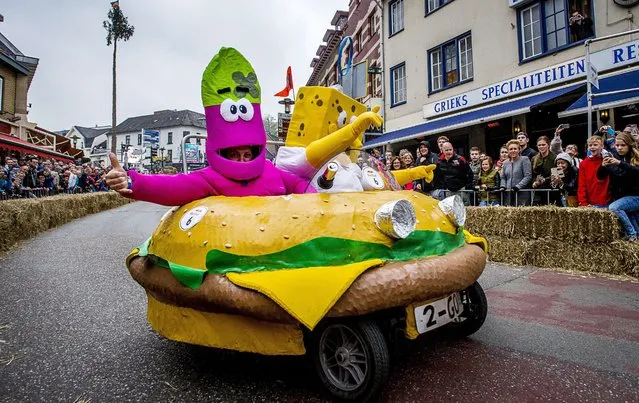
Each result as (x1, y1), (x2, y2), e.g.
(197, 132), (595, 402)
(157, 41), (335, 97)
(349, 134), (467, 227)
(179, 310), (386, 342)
(558, 69), (639, 118)
(364, 83), (583, 148)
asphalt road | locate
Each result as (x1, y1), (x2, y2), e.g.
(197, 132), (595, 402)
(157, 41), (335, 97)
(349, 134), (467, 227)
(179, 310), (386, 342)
(1, 201), (638, 402)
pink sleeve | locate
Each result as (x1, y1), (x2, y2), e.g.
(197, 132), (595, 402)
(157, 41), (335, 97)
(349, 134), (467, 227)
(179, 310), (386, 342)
(128, 168), (218, 206)
(279, 168), (316, 194)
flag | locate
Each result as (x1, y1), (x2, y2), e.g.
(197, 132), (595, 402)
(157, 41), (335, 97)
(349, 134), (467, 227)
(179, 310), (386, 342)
(274, 66), (294, 97)
(111, 1), (120, 9)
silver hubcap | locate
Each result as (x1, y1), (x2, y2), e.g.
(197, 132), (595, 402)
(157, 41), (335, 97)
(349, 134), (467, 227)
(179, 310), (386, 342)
(319, 324), (369, 391)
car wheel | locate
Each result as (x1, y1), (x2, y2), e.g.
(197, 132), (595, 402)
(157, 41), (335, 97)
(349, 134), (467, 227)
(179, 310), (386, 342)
(453, 281), (488, 337)
(310, 319), (390, 402)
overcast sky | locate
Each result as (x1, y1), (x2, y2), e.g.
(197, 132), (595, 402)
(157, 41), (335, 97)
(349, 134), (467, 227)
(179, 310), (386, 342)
(2, 0), (347, 131)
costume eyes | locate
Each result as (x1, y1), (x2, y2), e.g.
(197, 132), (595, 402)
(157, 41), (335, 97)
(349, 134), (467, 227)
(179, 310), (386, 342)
(220, 99), (239, 122)
(237, 98), (254, 121)
(337, 111), (348, 128)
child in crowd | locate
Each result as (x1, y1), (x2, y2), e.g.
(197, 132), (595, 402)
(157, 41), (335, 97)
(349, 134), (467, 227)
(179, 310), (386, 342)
(476, 156), (500, 206)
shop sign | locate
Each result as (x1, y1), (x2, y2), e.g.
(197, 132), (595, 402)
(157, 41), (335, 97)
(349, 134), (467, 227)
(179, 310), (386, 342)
(423, 39), (639, 119)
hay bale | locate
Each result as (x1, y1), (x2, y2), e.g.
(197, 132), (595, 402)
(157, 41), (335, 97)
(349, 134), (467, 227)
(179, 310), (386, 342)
(0, 192), (133, 251)
(484, 236), (639, 277)
(467, 206), (621, 242)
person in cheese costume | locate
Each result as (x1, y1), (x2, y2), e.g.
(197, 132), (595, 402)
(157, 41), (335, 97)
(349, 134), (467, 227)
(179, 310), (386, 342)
(106, 47), (314, 206)
(275, 86), (435, 192)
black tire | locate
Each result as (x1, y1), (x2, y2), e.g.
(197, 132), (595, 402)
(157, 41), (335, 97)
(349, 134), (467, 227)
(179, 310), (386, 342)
(453, 281), (488, 337)
(310, 319), (390, 402)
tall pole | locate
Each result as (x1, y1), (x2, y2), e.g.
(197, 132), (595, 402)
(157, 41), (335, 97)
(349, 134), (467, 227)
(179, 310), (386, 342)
(111, 39), (117, 153)
(585, 40), (593, 139)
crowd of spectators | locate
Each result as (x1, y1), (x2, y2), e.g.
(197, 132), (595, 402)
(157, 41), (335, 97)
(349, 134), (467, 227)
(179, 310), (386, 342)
(1, 154), (110, 199)
(369, 123), (639, 240)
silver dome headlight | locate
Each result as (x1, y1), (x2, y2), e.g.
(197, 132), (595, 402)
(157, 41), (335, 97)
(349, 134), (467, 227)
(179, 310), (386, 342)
(374, 199), (416, 239)
(438, 195), (466, 227)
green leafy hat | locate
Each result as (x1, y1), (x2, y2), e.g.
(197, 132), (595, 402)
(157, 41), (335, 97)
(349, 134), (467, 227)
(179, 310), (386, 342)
(201, 47), (261, 107)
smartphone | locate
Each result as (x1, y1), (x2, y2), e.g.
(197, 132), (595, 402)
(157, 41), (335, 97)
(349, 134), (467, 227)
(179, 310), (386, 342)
(560, 123), (571, 129)
(601, 149), (611, 158)
(551, 167), (565, 178)
(606, 127), (616, 136)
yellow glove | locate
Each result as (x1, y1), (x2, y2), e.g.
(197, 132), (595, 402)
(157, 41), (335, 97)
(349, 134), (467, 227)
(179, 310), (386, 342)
(305, 107), (384, 169)
(391, 165), (436, 186)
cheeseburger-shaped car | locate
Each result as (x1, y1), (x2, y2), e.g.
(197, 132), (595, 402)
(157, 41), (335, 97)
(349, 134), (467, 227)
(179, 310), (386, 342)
(127, 153), (488, 402)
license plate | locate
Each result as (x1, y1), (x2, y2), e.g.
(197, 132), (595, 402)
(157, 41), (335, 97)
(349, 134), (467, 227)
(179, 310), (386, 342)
(414, 293), (464, 334)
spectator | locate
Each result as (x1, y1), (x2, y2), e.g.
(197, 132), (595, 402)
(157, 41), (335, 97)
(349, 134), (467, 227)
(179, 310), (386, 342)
(0, 171), (11, 193)
(531, 136), (558, 205)
(400, 151), (416, 190)
(569, 10), (594, 42)
(432, 142), (473, 201)
(476, 156), (500, 206)
(500, 139), (532, 206)
(623, 124), (639, 146)
(436, 136), (450, 154)
(371, 148), (382, 160)
(551, 153), (579, 207)
(390, 156), (404, 172)
(384, 149), (393, 164)
(517, 132), (538, 159)
(468, 147), (482, 187)
(566, 144), (582, 168)
(415, 141), (438, 193)
(598, 132), (639, 241)
(22, 156), (39, 189)
(495, 146), (508, 174)
(577, 135), (611, 208)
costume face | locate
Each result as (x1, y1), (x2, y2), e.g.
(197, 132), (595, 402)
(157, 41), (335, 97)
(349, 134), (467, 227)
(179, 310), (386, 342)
(284, 86), (368, 148)
(202, 47), (266, 181)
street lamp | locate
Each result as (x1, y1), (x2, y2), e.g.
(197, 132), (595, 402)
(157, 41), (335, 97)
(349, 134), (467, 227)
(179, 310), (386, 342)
(159, 147), (165, 168)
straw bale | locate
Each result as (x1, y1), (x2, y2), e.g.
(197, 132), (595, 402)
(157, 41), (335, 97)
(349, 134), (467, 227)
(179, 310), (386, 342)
(485, 236), (639, 277)
(466, 206), (621, 242)
(0, 192), (132, 251)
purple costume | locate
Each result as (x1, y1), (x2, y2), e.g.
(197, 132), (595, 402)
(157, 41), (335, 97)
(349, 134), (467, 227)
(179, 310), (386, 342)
(124, 47), (313, 206)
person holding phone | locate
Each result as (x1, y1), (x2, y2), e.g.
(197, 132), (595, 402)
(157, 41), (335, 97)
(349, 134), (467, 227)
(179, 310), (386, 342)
(597, 132), (639, 241)
(551, 153), (578, 207)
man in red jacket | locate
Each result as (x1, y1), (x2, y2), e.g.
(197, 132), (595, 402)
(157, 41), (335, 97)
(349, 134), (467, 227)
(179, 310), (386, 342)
(578, 136), (611, 207)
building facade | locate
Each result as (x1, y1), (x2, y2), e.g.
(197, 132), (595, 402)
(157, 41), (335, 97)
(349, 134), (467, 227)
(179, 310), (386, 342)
(0, 24), (81, 163)
(369, 0), (639, 158)
(307, 11), (349, 89)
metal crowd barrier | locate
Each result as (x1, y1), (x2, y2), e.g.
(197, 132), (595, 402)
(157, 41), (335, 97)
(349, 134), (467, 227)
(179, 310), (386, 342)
(0, 187), (92, 200)
(434, 188), (562, 207)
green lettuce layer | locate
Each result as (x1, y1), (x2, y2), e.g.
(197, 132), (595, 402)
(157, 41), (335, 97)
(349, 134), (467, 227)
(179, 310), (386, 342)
(132, 229), (465, 289)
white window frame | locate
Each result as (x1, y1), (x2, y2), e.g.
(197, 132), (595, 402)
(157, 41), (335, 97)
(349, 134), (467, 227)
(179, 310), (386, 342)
(0, 76), (4, 112)
(389, 0), (404, 36)
(430, 50), (443, 92)
(391, 63), (407, 106)
(427, 0), (453, 14)
(429, 33), (473, 93)
(458, 35), (473, 81)
(521, 3), (542, 60)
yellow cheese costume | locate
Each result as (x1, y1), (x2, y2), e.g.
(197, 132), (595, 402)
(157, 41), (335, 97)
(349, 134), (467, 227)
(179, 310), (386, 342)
(275, 86), (436, 192)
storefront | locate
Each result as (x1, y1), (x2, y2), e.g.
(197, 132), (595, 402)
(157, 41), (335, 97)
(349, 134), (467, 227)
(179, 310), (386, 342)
(0, 133), (76, 163)
(367, 38), (639, 160)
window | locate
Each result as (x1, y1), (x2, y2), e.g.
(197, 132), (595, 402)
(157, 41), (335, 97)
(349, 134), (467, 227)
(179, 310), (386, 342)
(368, 13), (376, 37)
(519, 0), (594, 62)
(137, 133), (142, 146)
(356, 30), (364, 53)
(167, 132), (173, 144)
(426, 0), (453, 15)
(389, 0), (404, 36)
(390, 63), (406, 106)
(167, 150), (172, 161)
(0, 76), (4, 111)
(428, 33), (473, 93)
(125, 135), (130, 145)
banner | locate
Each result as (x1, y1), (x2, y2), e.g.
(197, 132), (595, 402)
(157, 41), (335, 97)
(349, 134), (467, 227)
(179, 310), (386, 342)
(184, 143), (200, 164)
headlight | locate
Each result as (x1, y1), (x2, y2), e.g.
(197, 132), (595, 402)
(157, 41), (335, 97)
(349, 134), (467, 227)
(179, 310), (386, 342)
(438, 195), (466, 227)
(374, 199), (416, 239)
